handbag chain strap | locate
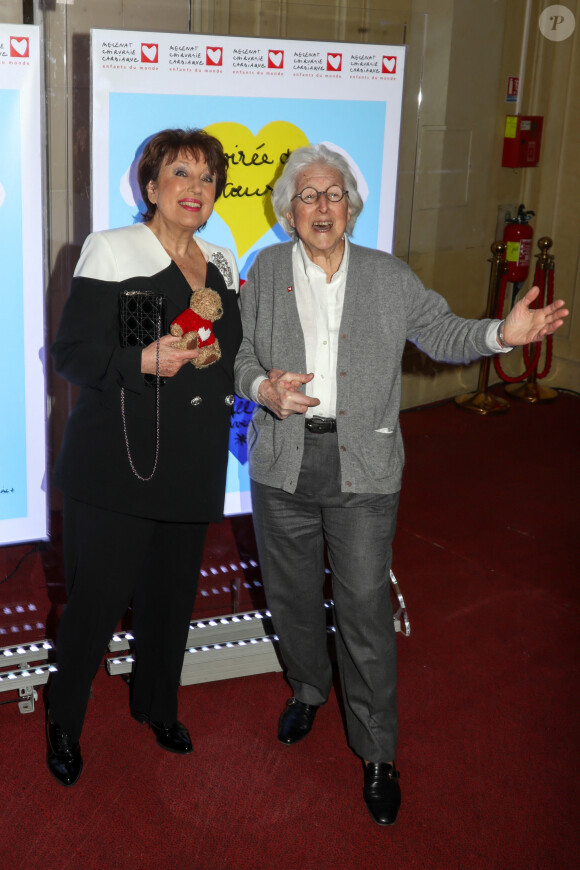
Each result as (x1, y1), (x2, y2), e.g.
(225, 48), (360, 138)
(120, 313), (161, 482)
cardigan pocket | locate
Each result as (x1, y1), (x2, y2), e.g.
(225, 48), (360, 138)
(360, 429), (399, 480)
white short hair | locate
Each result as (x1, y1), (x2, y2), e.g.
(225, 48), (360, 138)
(271, 144), (364, 240)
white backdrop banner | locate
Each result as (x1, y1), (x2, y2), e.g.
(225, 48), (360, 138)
(0, 25), (47, 545)
(90, 29), (406, 514)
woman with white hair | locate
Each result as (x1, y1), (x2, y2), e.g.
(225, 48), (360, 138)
(234, 144), (567, 826)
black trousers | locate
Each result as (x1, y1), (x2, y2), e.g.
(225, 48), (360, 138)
(48, 496), (207, 742)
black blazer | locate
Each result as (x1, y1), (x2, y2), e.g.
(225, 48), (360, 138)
(52, 224), (242, 523)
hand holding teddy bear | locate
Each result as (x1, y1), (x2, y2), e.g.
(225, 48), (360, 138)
(170, 287), (223, 369)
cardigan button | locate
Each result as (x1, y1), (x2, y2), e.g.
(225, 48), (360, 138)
(190, 396), (203, 406)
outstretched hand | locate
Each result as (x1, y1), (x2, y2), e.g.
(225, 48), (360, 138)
(256, 368), (320, 419)
(502, 286), (569, 346)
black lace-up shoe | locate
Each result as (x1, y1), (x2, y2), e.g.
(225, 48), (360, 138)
(277, 697), (319, 745)
(132, 713), (193, 754)
(363, 761), (401, 826)
(46, 719), (83, 787)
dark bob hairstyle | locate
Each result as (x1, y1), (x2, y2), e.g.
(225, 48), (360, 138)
(137, 128), (228, 222)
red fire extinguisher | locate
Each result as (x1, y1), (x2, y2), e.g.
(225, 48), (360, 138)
(503, 204), (534, 283)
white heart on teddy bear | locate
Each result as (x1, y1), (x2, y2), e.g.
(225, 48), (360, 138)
(198, 327), (211, 342)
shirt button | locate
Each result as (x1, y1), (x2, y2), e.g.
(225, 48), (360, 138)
(322, 340), (328, 345)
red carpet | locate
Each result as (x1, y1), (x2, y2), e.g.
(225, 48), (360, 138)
(1, 391), (579, 869)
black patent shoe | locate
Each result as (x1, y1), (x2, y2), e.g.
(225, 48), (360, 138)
(363, 761), (401, 826)
(46, 719), (83, 787)
(277, 697), (319, 745)
(133, 713), (193, 754)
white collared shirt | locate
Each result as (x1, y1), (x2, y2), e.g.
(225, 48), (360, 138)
(292, 238), (350, 419)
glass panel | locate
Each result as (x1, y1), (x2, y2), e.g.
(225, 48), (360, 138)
(40, 0), (418, 628)
(34, 1), (577, 644)
(0, 0), (560, 695)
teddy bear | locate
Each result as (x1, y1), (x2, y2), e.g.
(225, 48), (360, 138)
(170, 287), (223, 369)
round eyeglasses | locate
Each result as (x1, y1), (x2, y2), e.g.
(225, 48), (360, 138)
(292, 185), (349, 205)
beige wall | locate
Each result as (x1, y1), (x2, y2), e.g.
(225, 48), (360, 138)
(482, 0), (579, 397)
(398, 0), (579, 405)
(0, 1), (24, 24)
(16, 0), (577, 461)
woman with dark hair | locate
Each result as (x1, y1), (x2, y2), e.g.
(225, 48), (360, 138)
(46, 128), (242, 787)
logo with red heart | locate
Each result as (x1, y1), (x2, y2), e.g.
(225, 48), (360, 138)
(141, 43), (158, 63)
(10, 36), (29, 58)
(382, 56), (396, 74)
(206, 46), (223, 66)
(268, 50), (284, 69)
(327, 53), (342, 72)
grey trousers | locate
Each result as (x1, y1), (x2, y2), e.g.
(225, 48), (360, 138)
(251, 429), (400, 762)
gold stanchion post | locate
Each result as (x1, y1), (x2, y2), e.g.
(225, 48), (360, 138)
(455, 241), (510, 415)
(505, 236), (558, 403)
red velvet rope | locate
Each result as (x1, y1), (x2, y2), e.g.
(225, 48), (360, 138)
(493, 271), (540, 383)
(493, 260), (555, 383)
(536, 267), (554, 380)
(523, 266), (545, 369)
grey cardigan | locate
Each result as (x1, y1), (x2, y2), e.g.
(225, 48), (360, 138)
(234, 241), (497, 495)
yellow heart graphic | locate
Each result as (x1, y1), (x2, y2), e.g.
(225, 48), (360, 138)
(205, 121), (310, 257)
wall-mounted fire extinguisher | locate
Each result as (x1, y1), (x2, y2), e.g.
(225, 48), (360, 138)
(504, 204), (534, 302)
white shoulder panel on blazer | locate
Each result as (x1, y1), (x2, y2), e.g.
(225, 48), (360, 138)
(74, 224), (169, 281)
(74, 223), (239, 292)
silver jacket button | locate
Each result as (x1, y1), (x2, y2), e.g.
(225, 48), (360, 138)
(190, 396), (203, 406)
(225, 394), (235, 406)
